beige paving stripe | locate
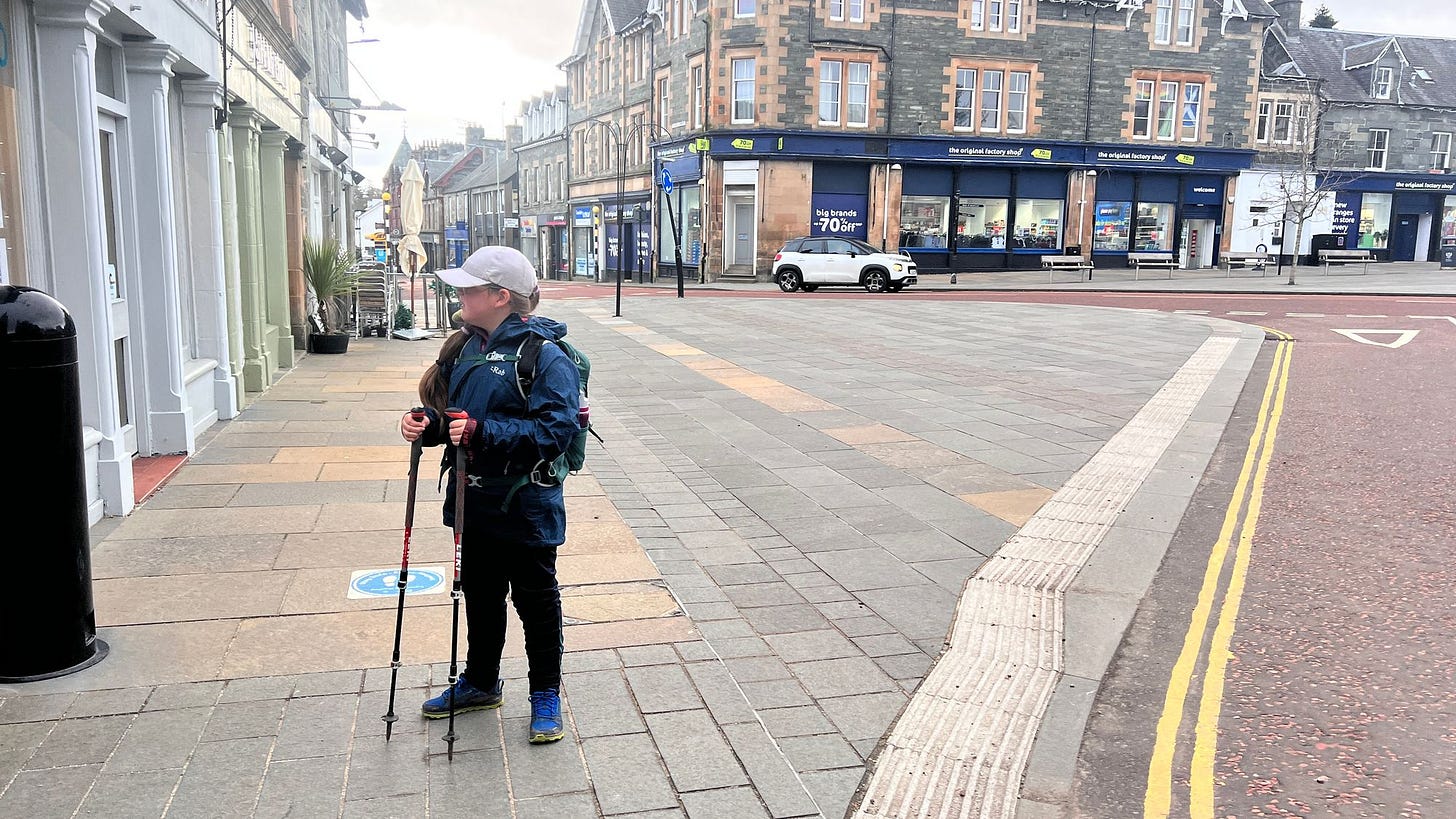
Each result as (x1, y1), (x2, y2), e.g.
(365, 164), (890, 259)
(584, 311), (1044, 512)
(853, 335), (1238, 819)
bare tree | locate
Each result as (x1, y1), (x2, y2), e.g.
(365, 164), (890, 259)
(1247, 84), (1366, 284)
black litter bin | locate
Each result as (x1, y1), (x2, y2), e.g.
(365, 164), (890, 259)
(0, 286), (109, 682)
(1441, 243), (1456, 269)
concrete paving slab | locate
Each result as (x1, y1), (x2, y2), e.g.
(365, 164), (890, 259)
(91, 534), (284, 578)
(108, 504), (321, 539)
(583, 733), (679, 815)
(75, 767), (182, 819)
(95, 571), (295, 625)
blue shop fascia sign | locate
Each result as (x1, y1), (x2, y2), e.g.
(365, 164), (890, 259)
(1320, 172), (1456, 194)
(655, 140), (704, 183)
(701, 132), (1253, 172)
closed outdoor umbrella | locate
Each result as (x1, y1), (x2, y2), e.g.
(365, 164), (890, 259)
(398, 160), (429, 330)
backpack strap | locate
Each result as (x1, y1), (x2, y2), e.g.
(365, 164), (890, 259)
(515, 335), (547, 400)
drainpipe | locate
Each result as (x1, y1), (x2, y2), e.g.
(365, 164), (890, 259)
(1084, 5), (1098, 143)
(886, 0), (898, 134)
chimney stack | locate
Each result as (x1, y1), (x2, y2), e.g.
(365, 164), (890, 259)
(1272, 0), (1303, 32)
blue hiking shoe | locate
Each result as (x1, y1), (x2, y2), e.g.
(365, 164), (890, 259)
(421, 677), (503, 719)
(528, 689), (565, 744)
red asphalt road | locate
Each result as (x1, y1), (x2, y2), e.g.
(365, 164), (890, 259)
(547, 281), (1456, 815)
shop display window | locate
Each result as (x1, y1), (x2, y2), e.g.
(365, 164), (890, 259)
(1134, 202), (1174, 251)
(955, 198), (1009, 249)
(1442, 196), (1456, 244)
(1013, 199), (1064, 250)
(1358, 193), (1392, 249)
(900, 196), (950, 248)
(1093, 201), (1132, 251)
(659, 186), (702, 265)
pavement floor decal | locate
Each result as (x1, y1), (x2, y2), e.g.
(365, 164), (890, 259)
(853, 335), (1238, 819)
(1143, 329), (1294, 819)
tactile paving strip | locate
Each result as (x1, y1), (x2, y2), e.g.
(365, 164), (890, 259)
(854, 335), (1238, 819)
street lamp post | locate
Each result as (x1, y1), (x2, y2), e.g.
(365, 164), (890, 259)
(573, 118), (675, 318)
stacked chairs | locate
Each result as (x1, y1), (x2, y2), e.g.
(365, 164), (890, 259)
(352, 262), (394, 338)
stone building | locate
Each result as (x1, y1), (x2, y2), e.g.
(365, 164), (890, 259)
(562, 0), (657, 282)
(637, 0), (1279, 279)
(517, 89), (572, 279)
(1231, 1), (1456, 262)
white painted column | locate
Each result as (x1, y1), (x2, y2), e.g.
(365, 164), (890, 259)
(179, 79), (239, 420)
(230, 106), (271, 393)
(259, 129), (294, 367)
(123, 43), (194, 455)
(218, 120), (246, 409)
(32, 0), (130, 519)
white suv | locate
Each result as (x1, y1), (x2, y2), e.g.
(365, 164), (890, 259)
(773, 237), (918, 293)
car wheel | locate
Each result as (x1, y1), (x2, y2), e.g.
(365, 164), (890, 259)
(777, 269), (802, 293)
(801, 284), (819, 293)
(862, 269), (889, 293)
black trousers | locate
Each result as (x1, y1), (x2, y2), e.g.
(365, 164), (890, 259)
(459, 536), (563, 693)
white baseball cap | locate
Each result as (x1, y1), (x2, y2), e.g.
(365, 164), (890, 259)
(436, 246), (538, 296)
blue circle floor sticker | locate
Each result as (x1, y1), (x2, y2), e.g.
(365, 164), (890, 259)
(349, 567), (447, 599)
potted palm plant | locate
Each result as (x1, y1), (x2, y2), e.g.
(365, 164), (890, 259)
(303, 237), (363, 354)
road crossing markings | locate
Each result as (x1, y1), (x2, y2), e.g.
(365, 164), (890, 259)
(1344, 314), (1388, 318)
(1226, 311), (1267, 316)
(1188, 327), (1293, 818)
(1285, 312), (1326, 318)
(1332, 329), (1419, 348)
(1173, 309), (1210, 315)
(1407, 315), (1456, 327)
(1144, 328), (1294, 819)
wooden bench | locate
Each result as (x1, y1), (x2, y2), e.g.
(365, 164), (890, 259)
(1042, 255), (1094, 282)
(1127, 252), (1178, 280)
(1318, 249), (1372, 275)
(1220, 251), (1272, 274)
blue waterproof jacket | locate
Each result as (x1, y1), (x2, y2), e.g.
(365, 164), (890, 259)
(419, 315), (580, 546)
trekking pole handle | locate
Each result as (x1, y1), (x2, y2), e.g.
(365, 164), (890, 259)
(410, 406), (427, 421)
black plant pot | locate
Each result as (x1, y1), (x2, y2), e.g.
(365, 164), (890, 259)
(310, 333), (350, 354)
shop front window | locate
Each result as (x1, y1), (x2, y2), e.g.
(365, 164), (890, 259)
(572, 226), (594, 276)
(1358, 193), (1392, 249)
(1134, 202), (1175, 251)
(1442, 196), (1456, 244)
(899, 196), (950, 248)
(955, 198), (1009, 249)
(1013, 199), (1064, 249)
(1093, 201), (1133, 251)
(659, 186), (703, 266)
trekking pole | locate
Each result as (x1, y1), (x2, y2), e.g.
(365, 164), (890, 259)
(382, 407), (427, 742)
(441, 407), (471, 761)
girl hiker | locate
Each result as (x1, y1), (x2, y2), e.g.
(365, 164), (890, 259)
(400, 246), (580, 744)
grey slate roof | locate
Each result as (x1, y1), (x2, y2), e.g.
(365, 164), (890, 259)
(1241, 0), (1279, 18)
(563, 0), (650, 63)
(444, 154), (519, 194)
(1274, 27), (1456, 108)
(388, 137), (412, 173)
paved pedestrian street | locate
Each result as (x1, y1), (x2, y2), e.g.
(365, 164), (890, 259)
(0, 296), (1260, 818)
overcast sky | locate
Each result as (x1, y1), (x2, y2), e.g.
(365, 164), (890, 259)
(346, 0), (1456, 185)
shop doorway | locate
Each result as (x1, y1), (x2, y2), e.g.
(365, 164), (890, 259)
(728, 198), (756, 269)
(1391, 213), (1421, 261)
(98, 114), (139, 461)
(1180, 219), (1216, 269)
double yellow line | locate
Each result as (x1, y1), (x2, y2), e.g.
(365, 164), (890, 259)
(1144, 328), (1294, 818)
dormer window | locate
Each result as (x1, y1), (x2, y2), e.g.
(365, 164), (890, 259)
(1374, 66), (1393, 99)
